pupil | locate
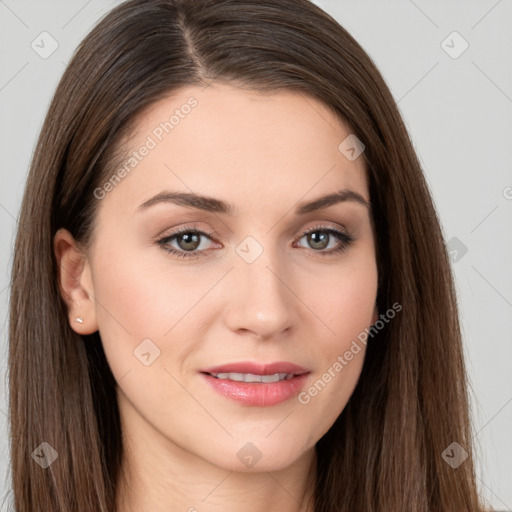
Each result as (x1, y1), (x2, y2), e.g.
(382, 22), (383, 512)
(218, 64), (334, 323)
(309, 231), (328, 250)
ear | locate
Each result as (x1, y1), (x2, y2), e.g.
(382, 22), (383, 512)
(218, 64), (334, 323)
(54, 228), (98, 335)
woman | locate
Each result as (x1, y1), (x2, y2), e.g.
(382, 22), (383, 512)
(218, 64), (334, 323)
(8, 0), (488, 510)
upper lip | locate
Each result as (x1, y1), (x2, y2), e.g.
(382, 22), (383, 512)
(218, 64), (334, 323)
(200, 361), (309, 375)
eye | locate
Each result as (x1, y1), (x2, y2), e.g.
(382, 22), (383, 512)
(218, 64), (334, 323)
(294, 225), (355, 255)
(156, 224), (355, 260)
(156, 226), (218, 259)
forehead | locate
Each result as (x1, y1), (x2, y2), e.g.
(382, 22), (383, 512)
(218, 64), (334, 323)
(96, 83), (369, 217)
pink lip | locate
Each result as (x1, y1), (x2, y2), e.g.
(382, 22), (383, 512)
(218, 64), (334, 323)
(199, 361), (310, 406)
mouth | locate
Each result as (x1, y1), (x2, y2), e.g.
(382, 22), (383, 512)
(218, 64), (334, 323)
(199, 362), (310, 406)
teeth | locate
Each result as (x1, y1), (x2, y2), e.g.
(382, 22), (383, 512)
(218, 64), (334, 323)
(210, 372), (294, 383)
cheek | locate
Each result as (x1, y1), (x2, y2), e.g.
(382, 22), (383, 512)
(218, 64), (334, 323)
(90, 245), (221, 377)
(309, 255), (378, 349)
(295, 255), (377, 426)
(92, 246), (210, 330)
(296, 274), (374, 443)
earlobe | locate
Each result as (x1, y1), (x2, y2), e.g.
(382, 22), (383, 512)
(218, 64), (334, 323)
(53, 228), (99, 334)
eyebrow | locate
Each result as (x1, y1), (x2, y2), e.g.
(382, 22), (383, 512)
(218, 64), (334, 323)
(136, 188), (371, 215)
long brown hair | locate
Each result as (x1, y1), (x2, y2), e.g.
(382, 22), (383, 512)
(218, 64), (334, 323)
(8, 0), (488, 510)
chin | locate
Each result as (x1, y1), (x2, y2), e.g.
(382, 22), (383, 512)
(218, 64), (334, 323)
(205, 438), (312, 473)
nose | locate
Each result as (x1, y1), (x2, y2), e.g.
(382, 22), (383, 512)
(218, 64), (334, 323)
(223, 245), (298, 341)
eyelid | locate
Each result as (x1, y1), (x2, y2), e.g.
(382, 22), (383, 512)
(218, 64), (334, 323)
(299, 222), (349, 236)
(155, 224), (218, 243)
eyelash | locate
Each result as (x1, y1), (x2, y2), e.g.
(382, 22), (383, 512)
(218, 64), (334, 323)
(156, 224), (355, 260)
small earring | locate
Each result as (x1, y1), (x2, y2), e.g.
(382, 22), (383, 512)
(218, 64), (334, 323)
(75, 316), (84, 324)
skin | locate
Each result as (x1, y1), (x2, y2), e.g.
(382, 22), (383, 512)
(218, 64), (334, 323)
(54, 83), (379, 512)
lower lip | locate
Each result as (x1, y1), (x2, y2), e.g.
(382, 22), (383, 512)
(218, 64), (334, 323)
(200, 372), (310, 406)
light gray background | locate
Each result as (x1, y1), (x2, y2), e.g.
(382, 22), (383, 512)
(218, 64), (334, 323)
(0, 0), (511, 510)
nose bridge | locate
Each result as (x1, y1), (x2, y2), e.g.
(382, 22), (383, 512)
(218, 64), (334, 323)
(226, 234), (295, 338)
(237, 238), (288, 304)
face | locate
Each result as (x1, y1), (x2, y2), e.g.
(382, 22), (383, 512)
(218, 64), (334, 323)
(55, 83), (378, 474)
